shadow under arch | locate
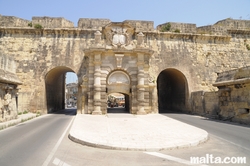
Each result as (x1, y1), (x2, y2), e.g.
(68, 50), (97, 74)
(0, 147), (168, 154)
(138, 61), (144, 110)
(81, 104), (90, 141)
(157, 68), (188, 113)
(45, 66), (77, 113)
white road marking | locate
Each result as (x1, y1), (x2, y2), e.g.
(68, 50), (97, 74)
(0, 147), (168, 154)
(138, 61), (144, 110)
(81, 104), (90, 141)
(53, 157), (71, 166)
(210, 134), (250, 152)
(144, 152), (208, 166)
(42, 117), (75, 166)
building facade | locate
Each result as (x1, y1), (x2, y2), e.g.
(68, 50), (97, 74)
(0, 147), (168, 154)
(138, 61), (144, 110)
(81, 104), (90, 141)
(0, 15), (250, 123)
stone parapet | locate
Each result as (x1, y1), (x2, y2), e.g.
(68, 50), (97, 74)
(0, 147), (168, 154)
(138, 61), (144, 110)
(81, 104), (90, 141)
(78, 18), (111, 29)
(123, 20), (154, 32)
(157, 22), (196, 33)
(197, 18), (250, 35)
(0, 15), (30, 27)
(32, 16), (74, 28)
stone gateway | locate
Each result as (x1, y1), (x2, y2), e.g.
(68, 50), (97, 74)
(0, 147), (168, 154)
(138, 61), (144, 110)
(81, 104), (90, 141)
(0, 15), (250, 124)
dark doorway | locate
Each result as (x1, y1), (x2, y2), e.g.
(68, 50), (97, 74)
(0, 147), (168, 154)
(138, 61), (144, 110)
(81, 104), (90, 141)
(157, 68), (188, 113)
(107, 93), (129, 113)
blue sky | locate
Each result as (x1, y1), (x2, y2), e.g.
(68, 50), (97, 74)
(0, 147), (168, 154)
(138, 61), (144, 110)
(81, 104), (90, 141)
(1, 0), (249, 83)
(0, 0), (249, 27)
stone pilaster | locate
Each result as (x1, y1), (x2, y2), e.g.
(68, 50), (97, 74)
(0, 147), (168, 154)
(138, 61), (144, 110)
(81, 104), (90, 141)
(92, 53), (102, 115)
(137, 53), (146, 115)
(80, 76), (88, 114)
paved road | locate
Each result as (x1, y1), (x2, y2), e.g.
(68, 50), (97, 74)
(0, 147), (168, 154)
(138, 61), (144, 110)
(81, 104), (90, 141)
(0, 111), (249, 166)
(165, 113), (250, 151)
(0, 109), (76, 166)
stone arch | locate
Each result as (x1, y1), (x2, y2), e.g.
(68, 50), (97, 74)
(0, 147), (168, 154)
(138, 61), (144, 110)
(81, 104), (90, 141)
(157, 68), (188, 113)
(106, 70), (131, 113)
(45, 66), (78, 113)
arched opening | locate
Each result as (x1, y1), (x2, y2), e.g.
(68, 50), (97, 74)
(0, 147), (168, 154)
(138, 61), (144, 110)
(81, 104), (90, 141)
(157, 68), (188, 113)
(107, 93), (129, 113)
(106, 70), (131, 113)
(45, 66), (78, 113)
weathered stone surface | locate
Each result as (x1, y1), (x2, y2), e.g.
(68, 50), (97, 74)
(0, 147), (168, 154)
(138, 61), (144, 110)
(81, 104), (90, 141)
(123, 20), (154, 32)
(78, 18), (111, 29)
(213, 66), (250, 124)
(32, 16), (74, 28)
(197, 18), (250, 35)
(0, 15), (250, 124)
(157, 22), (196, 33)
(0, 55), (21, 122)
(0, 15), (30, 27)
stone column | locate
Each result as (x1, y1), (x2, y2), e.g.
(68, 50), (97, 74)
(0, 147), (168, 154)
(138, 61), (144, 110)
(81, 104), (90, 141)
(137, 53), (146, 115)
(92, 53), (102, 115)
(149, 83), (158, 113)
(80, 76), (88, 114)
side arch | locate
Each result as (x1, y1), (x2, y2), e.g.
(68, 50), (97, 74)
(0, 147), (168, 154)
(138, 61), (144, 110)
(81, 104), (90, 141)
(157, 68), (189, 113)
(45, 66), (77, 113)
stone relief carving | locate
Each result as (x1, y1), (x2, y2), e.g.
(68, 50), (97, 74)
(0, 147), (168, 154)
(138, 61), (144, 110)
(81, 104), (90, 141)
(108, 71), (130, 84)
(0, 86), (18, 122)
(106, 27), (130, 47)
(104, 23), (134, 49)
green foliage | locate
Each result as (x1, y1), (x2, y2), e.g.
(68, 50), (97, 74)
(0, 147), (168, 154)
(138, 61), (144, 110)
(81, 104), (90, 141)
(34, 24), (43, 29)
(23, 110), (29, 114)
(161, 23), (171, 32)
(174, 29), (180, 33)
(246, 44), (250, 50)
(244, 40), (250, 51)
(28, 22), (32, 27)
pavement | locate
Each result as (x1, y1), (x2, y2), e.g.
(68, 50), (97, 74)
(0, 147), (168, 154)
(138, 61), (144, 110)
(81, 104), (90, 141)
(69, 113), (208, 151)
(0, 113), (37, 130)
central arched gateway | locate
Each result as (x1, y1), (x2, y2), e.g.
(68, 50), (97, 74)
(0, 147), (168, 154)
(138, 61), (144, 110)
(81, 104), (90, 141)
(106, 71), (131, 113)
(79, 22), (156, 115)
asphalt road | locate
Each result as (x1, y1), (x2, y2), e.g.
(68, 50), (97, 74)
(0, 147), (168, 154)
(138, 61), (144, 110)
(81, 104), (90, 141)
(0, 109), (76, 166)
(165, 113), (250, 152)
(0, 111), (249, 166)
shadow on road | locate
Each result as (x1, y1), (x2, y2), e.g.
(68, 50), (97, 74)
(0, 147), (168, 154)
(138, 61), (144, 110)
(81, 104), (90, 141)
(107, 107), (129, 113)
(50, 109), (77, 116)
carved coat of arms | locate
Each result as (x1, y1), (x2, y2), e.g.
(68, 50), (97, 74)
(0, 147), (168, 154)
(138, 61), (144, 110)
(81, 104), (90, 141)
(106, 27), (130, 47)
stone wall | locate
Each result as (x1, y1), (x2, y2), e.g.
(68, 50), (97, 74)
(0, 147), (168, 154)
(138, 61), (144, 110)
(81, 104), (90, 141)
(0, 15), (250, 120)
(213, 66), (250, 124)
(157, 22), (196, 33)
(78, 18), (111, 29)
(0, 15), (30, 27)
(190, 91), (219, 118)
(0, 55), (21, 122)
(32, 17), (75, 28)
(197, 18), (250, 35)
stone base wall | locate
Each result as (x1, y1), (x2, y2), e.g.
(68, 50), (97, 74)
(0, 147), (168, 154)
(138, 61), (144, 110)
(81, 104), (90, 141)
(214, 66), (250, 124)
(190, 91), (219, 117)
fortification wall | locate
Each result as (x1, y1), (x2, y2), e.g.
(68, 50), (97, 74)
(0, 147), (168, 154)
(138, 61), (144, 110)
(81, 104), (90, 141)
(0, 15), (250, 119)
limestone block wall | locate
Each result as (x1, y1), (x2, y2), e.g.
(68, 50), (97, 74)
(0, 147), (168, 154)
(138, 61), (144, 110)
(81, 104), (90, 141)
(0, 55), (21, 122)
(214, 66), (250, 124)
(0, 27), (96, 113)
(32, 17), (75, 28)
(157, 22), (196, 33)
(197, 18), (250, 35)
(0, 15), (30, 27)
(78, 18), (111, 29)
(0, 15), (250, 116)
(190, 91), (219, 117)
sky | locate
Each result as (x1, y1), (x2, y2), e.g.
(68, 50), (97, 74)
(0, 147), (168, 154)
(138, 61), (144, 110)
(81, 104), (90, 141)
(1, 0), (249, 83)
